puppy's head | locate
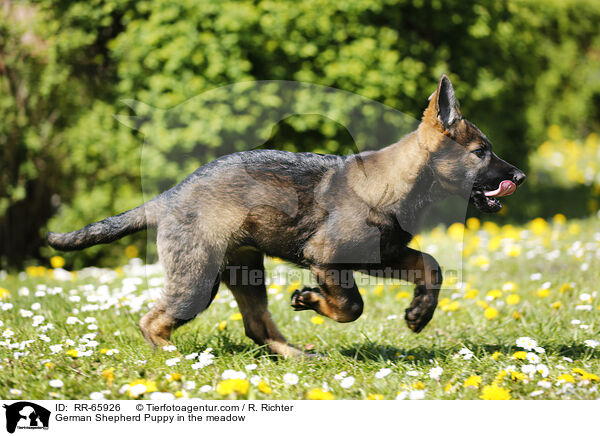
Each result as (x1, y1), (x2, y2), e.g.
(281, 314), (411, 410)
(418, 74), (526, 212)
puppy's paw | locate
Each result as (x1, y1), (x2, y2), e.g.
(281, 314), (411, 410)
(404, 294), (437, 333)
(290, 287), (321, 312)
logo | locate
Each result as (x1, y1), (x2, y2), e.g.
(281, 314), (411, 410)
(2, 402), (50, 434)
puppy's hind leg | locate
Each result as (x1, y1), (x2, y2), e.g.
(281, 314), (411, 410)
(139, 278), (219, 348)
(222, 247), (302, 358)
(139, 225), (224, 349)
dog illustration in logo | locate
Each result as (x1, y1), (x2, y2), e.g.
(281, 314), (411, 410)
(3, 402), (50, 434)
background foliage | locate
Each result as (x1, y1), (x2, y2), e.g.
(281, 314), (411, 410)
(2, 0), (600, 268)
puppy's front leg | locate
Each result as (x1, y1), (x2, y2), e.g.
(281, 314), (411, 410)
(291, 266), (364, 323)
(395, 248), (442, 333)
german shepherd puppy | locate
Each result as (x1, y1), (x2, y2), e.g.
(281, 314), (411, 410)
(48, 75), (525, 357)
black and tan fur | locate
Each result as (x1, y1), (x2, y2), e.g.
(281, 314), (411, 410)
(48, 75), (525, 357)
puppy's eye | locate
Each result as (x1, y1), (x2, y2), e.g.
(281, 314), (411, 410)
(472, 148), (485, 159)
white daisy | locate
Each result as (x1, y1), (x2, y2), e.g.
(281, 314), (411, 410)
(375, 368), (392, 379)
(283, 373), (299, 385)
(515, 337), (537, 350)
(165, 357), (180, 367)
(49, 379), (64, 388)
(428, 367), (443, 380)
(584, 339), (599, 349)
(340, 376), (355, 389)
(409, 390), (425, 400)
(222, 369), (246, 380)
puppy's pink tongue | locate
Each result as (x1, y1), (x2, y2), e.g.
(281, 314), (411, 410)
(484, 180), (516, 197)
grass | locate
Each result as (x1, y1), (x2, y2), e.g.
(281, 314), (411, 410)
(0, 214), (599, 400)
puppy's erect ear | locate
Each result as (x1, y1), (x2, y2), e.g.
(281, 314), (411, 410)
(421, 74), (462, 133)
(436, 74), (461, 128)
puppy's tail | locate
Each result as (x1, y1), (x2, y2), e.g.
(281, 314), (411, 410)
(47, 196), (164, 252)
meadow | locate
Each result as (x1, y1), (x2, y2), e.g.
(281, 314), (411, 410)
(0, 214), (599, 400)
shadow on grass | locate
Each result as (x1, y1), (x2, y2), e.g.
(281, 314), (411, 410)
(338, 342), (596, 363)
(175, 331), (268, 358)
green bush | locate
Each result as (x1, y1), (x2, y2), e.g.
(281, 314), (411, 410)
(2, 0), (600, 268)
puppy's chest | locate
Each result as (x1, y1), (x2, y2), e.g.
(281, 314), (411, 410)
(367, 208), (414, 246)
(303, 206), (413, 264)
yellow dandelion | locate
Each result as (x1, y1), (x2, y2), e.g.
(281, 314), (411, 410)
(559, 283), (574, 294)
(169, 373), (182, 381)
(548, 124), (562, 140)
(466, 217), (480, 231)
(0, 288), (10, 300)
(529, 217), (549, 236)
(480, 384), (511, 400)
(439, 297), (451, 307)
(44, 362), (55, 369)
(473, 256), (490, 269)
(506, 245), (521, 257)
(442, 301), (460, 312)
(512, 311), (521, 320)
(476, 300), (489, 309)
(286, 281), (301, 293)
(491, 351), (503, 360)
(536, 288), (550, 298)
(230, 312), (243, 321)
(444, 382), (453, 392)
(443, 275), (458, 287)
(311, 316), (325, 325)
(484, 307), (498, 320)
(412, 381), (425, 390)
(447, 222), (464, 241)
(102, 368), (115, 385)
(506, 294), (520, 305)
(218, 321), (227, 331)
(367, 393), (384, 400)
(553, 214), (566, 225)
(373, 284), (384, 296)
(306, 388), (334, 400)
(258, 381), (272, 394)
(128, 379), (157, 397)
(26, 266), (47, 277)
(486, 289), (502, 299)
(482, 221), (500, 234)
(510, 372), (527, 381)
(124, 245), (139, 258)
(396, 291), (411, 300)
(557, 374), (575, 384)
(464, 375), (482, 388)
(512, 351), (527, 360)
(551, 301), (562, 309)
(494, 370), (507, 384)
(66, 349), (79, 358)
(409, 234), (423, 249)
(582, 373), (599, 382)
(217, 379), (249, 396)
(488, 236), (502, 252)
(464, 289), (479, 299)
(50, 255), (65, 269)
